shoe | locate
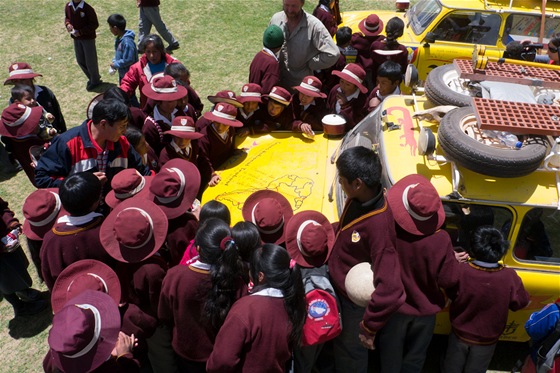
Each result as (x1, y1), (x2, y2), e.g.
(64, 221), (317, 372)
(14, 299), (49, 317)
(165, 43), (180, 53)
(86, 80), (103, 92)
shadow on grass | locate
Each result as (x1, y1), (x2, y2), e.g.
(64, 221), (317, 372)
(90, 82), (117, 94)
(8, 301), (52, 339)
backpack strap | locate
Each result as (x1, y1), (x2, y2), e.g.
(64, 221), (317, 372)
(536, 315), (560, 373)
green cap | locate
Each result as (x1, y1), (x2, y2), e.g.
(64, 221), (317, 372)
(263, 25), (284, 49)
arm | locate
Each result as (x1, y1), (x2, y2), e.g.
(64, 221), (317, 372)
(120, 63), (141, 97)
(113, 38), (138, 69)
(260, 62), (281, 97)
(308, 18), (340, 71)
(206, 312), (247, 372)
(509, 272), (530, 311)
(34, 135), (72, 188)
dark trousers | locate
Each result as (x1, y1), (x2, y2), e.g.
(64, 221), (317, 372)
(442, 331), (496, 373)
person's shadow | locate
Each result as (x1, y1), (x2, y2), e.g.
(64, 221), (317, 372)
(7, 292), (53, 339)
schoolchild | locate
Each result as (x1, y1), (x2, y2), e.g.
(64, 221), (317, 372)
(105, 168), (153, 210)
(11, 84), (58, 140)
(292, 76), (328, 136)
(207, 243), (306, 372)
(323, 26), (355, 94)
(236, 83), (266, 135)
(159, 218), (247, 373)
(327, 63), (369, 132)
(370, 17), (408, 83)
(380, 174), (460, 373)
(366, 60), (402, 112)
(158, 116), (204, 168)
(65, 0), (101, 91)
(260, 86), (294, 132)
(350, 14), (385, 89)
(328, 146), (405, 373)
(195, 90), (244, 132)
(164, 62), (204, 120)
(313, 0), (338, 36)
(442, 226), (530, 373)
(107, 14), (138, 83)
(40, 172), (114, 290)
(232, 221), (262, 284)
(141, 73), (187, 155)
(125, 126), (160, 172)
(249, 25), (284, 95)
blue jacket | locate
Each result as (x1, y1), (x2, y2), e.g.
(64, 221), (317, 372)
(113, 30), (138, 80)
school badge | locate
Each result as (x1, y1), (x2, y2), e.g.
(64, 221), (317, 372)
(351, 230), (360, 243)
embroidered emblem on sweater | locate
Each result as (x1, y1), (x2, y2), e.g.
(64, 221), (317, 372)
(352, 230), (360, 242)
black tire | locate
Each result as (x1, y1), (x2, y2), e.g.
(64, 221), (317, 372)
(425, 64), (472, 107)
(437, 107), (548, 178)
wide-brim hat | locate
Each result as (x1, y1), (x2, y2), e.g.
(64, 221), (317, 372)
(164, 116), (204, 139)
(358, 14), (384, 37)
(141, 73), (187, 101)
(0, 103), (43, 138)
(332, 64), (368, 94)
(293, 76), (327, 99)
(265, 86), (292, 106)
(207, 90), (244, 108)
(51, 259), (121, 314)
(203, 102), (243, 127)
(86, 93), (104, 120)
(22, 188), (66, 241)
(148, 158), (201, 219)
(100, 197), (168, 263)
(237, 83), (263, 104)
(387, 174), (445, 236)
(285, 210), (334, 267)
(4, 62), (42, 85)
(48, 290), (120, 373)
(105, 169), (153, 209)
(345, 262), (375, 307)
(242, 190), (294, 244)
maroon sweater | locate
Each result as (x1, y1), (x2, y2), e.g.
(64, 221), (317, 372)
(207, 295), (292, 373)
(447, 261), (529, 344)
(197, 124), (236, 177)
(236, 106), (267, 134)
(326, 84), (368, 132)
(158, 141), (200, 169)
(64, 1), (98, 40)
(166, 212), (198, 267)
(259, 100), (295, 132)
(350, 33), (383, 73)
(313, 5), (337, 36)
(291, 95), (328, 132)
(249, 51), (281, 95)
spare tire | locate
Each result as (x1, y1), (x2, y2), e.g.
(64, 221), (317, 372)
(437, 107), (548, 178)
(425, 64), (473, 107)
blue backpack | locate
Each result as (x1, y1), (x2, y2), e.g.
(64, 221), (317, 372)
(525, 302), (560, 373)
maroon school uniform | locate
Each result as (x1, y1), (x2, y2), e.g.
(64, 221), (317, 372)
(350, 33), (382, 75)
(370, 40), (408, 82)
(142, 107), (185, 156)
(236, 106), (266, 134)
(260, 101), (295, 132)
(195, 115), (212, 132)
(64, 1), (98, 40)
(291, 95), (328, 132)
(207, 294), (292, 373)
(186, 85), (204, 119)
(166, 212), (198, 267)
(145, 144), (160, 172)
(197, 124), (236, 179)
(249, 51), (281, 95)
(326, 85), (368, 132)
(43, 350), (140, 373)
(313, 5), (337, 36)
(129, 106), (147, 130)
(120, 302), (157, 368)
(158, 141), (200, 169)
(3, 135), (48, 186)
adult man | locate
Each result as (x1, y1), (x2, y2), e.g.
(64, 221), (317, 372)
(137, 0), (180, 53)
(269, 0), (340, 89)
(34, 99), (150, 189)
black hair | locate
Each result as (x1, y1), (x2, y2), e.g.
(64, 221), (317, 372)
(232, 221), (262, 263)
(336, 146), (382, 190)
(59, 172), (102, 216)
(196, 218), (245, 335)
(377, 61), (403, 84)
(103, 86), (131, 106)
(470, 225), (508, 263)
(164, 62), (190, 83)
(250, 244), (306, 347)
(140, 34), (166, 56)
(336, 26), (352, 47)
(550, 37), (560, 50)
(199, 200), (231, 226)
(92, 99), (129, 126)
(385, 17), (404, 49)
(318, 0), (332, 6)
(125, 126), (144, 148)
(107, 14), (126, 31)
(10, 84), (34, 102)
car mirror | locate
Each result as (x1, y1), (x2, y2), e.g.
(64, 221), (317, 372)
(425, 32), (436, 44)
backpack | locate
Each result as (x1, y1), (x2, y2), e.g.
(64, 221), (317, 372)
(300, 265), (342, 346)
(525, 302), (560, 373)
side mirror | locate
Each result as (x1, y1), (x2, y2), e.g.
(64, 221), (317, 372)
(404, 64), (419, 88)
(425, 32), (436, 44)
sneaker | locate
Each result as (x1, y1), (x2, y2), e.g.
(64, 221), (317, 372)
(14, 299), (49, 317)
(165, 43), (180, 53)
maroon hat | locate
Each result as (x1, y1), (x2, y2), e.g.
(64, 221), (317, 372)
(358, 14), (384, 37)
(141, 73), (187, 101)
(4, 62), (42, 85)
(266, 86), (292, 106)
(51, 259), (121, 314)
(100, 198), (168, 263)
(148, 158), (201, 219)
(22, 188), (65, 241)
(86, 93), (104, 120)
(207, 90), (244, 108)
(203, 102), (243, 127)
(332, 63), (368, 94)
(237, 83), (263, 104)
(48, 290), (120, 373)
(242, 190), (294, 244)
(0, 103), (43, 138)
(387, 174), (445, 236)
(285, 210), (334, 268)
(105, 169), (153, 209)
(293, 76), (327, 99)
(164, 116), (204, 139)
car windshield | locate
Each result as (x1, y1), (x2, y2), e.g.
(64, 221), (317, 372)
(409, 0), (442, 35)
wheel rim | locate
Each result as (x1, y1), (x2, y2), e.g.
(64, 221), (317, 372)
(459, 114), (512, 149)
(441, 68), (471, 96)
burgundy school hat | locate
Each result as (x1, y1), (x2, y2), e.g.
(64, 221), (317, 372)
(203, 102), (243, 127)
(141, 73), (187, 101)
(105, 169), (153, 209)
(4, 62), (42, 85)
(332, 63), (368, 94)
(285, 210), (334, 268)
(358, 14), (384, 37)
(0, 103), (43, 138)
(22, 188), (66, 241)
(86, 93), (104, 120)
(237, 83), (263, 104)
(164, 116), (204, 139)
(51, 259), (121, 314)
(242, 190), (294, 245)
(265, 86), (292, 106)
(148, 158), (201, 219)
(293, 76), (327, 99)
(100, 197), (168, 263)
(48, 290), (120, 373)
(387, 174), (445, 236)
(207, 90), (244, 108)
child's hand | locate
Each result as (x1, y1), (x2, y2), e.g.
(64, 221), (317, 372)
(369, 97), (382, 110)
(45, 113), (55, 123)
(111, 332), (137, 357)
(66, 24), (74, 32)
(336, 91), (348, 106)
(208, 174), (221, 187)
(48, 128), (58, 136)
(300, 123), (314, 137)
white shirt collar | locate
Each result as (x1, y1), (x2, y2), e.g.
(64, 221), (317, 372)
(170, 138), (190, 156)
(335, 87), (360, 113)
(153, 106), (177, 126)
(377, 86), (401, 100)
(69, 1), (85, 11)
(58, 211), (103, 226)
(250, 287), (284, 298)
(212, 123), (229, 140)
(262, 47), (279, 61)
(190, 259), (212, 271)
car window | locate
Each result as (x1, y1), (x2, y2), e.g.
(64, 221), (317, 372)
(409, 0), (441, 35)
(513, 208), (560, 264)
(503, 14), (560, 45)
(431, 12), (501, 45)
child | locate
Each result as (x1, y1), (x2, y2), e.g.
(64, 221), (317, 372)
(323, 26), (355, 94)
(207, 243), (306, 372)
(107, 13), (138, 83)
(366, 61), (403, 112)
(370, 17), (408, 84)
(313, 0), (338, 37)
(260, 86), (294, 132)
(350, 14), (385, 89)
(442, 226), (530, 373)
(164, 62), (204, 120)
(104, 168), (153, 209)
(11, 84), (57, 140)
(159, 218), (247, 371)
(65, 0), (101, 91)
(249, 25), (284, 95)
(292, 76), (328, 136)
(137, 0), (179, 53)
(327, 63), (368, 132)
(125, 126), (160, 172)
(231, 221), (262, 284)
(236, 83), (265, 135)
(159, 116), (204, 167)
